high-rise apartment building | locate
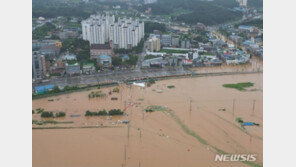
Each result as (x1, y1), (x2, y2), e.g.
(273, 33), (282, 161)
(82, 14), (145, 49)
(32, 52), (43, 80)
(144, 0), (157, 5)
(161, 34), (172, 47)
(236, 0), (247, 7)
(147, 36), (160, 52)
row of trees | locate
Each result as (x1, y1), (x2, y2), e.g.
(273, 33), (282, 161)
(85, 109), (124, 116)
(61, 39), (90, 61)
(85, 110), (108, 116)
(50, 86), (79, 94)
(144, 22), (166, 34)
(235, 19), (263, 29)
(88, 91), (107, 98)
(61, 39), (102, 70)
(112, 55), (139, 67)
(41, 111), (66, 118)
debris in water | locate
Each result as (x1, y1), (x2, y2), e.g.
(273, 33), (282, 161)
(111, 97), (118, 100)
(156, 89), (163, 93)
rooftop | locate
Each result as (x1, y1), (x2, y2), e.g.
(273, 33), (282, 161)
(238, 25), (253, 29)
(39, 44), (60, 51)
(35, 85), (55, 93)
(99, 54), (111, 59)
(90, 44), (111, 50)
(83, 63), (94, 67)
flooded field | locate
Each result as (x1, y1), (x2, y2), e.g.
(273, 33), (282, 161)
(33, 73), (263, 167)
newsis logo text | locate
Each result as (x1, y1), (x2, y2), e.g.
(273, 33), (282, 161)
(215, 154), (257, 162)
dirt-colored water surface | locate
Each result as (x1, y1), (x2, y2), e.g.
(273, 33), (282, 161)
(33, 73), (263, 167)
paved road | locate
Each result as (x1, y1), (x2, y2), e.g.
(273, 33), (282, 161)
(135, 40), (146, 71)
(34, 68), (192, 87)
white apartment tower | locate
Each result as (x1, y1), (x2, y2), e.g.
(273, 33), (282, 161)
(236, 0), (247, 7)
(82, 14), (145, 49)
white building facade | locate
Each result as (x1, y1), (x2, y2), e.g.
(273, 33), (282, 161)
(82, 14), (145, 49)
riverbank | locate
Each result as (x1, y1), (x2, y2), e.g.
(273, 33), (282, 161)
(33, 70), (262, 100)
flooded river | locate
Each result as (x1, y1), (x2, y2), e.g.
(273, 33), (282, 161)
(33, 73), (262, 167)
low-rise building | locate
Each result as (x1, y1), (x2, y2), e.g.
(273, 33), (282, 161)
(98, 55), (112, 67)
(213, 40), (228, 49)
(50, 67), (65, 76)
(65, 63), (81, 75)
(39, 44), (60, 56)
(230, 35), (243, 44)
(83, 63), (95, 74)
(32, 40), (61, 50)
(90, 44), (113, 58)
(62, 53), (77, 61)
(238, 25), (254, 33)
(58, 29), (79, 39)
(35, 85), (54, 94)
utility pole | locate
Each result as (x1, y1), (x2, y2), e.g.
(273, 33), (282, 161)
(252, 100), (256, 116)
(124, 145), (127, 165)
(140, 130), (142, 143)
(232, 99), (236, 116)
(121, 87), (123, 101)
(127, 124), (130, 146)
(189, 99), (192, 112)
(142, 110), (145, 122)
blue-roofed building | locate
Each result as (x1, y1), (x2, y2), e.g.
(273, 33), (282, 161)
(243, 40), (254, 47)
(98, 54), (112, 67)
(222, 54), (234, 60)
(35, 85), (55, 94)
(121, 55), (130, 62)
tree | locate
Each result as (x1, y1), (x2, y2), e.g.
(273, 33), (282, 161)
(112, 56), (122, 66)
(126, 55), (139, 66)
(51, 86), (60, 93)
(32, 22), (57, 39)
(98, 110), (108, 116)
(41, 111), (54, 118)
(108, 109), (124, 115)
(145, 22), (166, 34)
(56, 112), (66, 117)
(85, 110), (93, 116)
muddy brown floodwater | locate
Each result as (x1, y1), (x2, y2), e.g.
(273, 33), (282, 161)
(33, 73), (263, 167)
